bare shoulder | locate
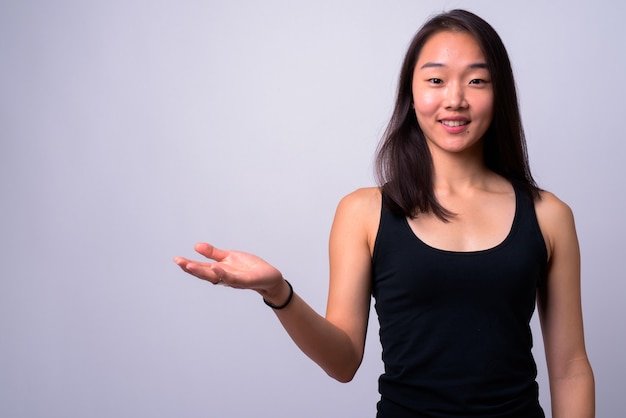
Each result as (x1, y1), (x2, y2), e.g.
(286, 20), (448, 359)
(535, 190), (575, 223)
(335, 187), (382, 224)
(534, 190), (578, 259)
(338, 187), (382, 212)
(333, 187), (382, 250)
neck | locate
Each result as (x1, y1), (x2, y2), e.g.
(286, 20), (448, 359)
(429, 146), (492, 195)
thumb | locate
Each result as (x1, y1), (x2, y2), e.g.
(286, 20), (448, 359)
(194, 242), (229, 261)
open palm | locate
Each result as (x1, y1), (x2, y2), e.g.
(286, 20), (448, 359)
(173, 242), (283, 292)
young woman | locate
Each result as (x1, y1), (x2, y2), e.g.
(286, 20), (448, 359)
(174, 9), (594, 418)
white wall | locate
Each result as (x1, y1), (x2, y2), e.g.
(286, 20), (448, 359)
(1, 1), (623, 417)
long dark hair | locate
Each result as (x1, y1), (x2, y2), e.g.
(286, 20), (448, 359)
(375, 9), (540, 220)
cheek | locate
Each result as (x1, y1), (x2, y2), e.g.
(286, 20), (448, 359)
(475, 93), (494, 122)
(471, 98), (494, 138)
(477, 101), (494, 126)
(413, 92), (439, 118)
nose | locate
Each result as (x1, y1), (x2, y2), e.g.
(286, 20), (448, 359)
(444, 83), (467, 109)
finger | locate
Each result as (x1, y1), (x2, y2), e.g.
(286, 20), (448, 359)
(173, 256), (189, 267)
(205, 265), (243, 288)
(174, 252), (239, 287)
(194, 242), (229, 262)
(190, 264), (241, 289)
(173, 257), (203, 275)
(184, 262), (223, 284)
(173, 257), (194, 273)
(173, 257), (220, 283)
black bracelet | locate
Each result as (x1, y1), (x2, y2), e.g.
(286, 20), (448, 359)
(263, 280), (293, 310)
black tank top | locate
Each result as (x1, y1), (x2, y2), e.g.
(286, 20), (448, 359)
(372, 185), (547, 417)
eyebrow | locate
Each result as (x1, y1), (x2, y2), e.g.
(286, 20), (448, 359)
(419, 62), (489, 70)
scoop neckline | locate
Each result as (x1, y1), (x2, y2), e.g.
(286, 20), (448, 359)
(401, 185), (520, 256)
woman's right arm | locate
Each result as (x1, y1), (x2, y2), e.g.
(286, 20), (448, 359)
(173, 188), (381, 382)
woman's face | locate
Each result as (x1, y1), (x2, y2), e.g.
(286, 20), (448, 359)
(412, 31), (494, 157)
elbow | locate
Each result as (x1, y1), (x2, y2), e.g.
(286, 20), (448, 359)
(325, 360), (361, 383)
(314, 331), (364, 383)
(328, 369), (357, 383)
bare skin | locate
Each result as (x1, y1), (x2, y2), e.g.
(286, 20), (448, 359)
(173, 30), (594, 416)
(173, 189), (379, 383)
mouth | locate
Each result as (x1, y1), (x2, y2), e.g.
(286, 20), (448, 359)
(440, 120), (469, 127)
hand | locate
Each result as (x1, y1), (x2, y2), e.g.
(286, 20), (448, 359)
(173, 242), (284, 295)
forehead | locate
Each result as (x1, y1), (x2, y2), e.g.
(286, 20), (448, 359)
(416, 30), (486, 67)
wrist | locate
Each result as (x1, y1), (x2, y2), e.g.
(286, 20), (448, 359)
(261, 279), (293, 310)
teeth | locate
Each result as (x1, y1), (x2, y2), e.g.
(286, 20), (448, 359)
(441, 120), (468, 127)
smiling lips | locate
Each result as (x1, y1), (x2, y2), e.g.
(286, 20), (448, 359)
(441, 119), (469, 127)
(439, 118), (470, 134)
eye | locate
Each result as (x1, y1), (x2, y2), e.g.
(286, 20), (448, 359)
(428, 78), (443, 84)
(469, 78), (490, 86)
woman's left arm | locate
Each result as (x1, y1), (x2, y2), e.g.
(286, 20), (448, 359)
(536, 192), (595, 418)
